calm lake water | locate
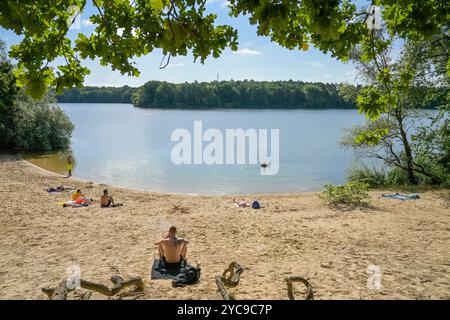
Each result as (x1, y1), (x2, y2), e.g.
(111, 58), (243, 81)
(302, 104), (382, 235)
(34, 103), (381, 194)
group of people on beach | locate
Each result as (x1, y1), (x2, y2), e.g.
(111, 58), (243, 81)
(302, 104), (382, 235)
(63, 156), (122, 208)
(61, 188), (122, 208)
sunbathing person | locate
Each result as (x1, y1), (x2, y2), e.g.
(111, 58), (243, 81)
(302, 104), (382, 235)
(233, 198), (250, 208)
(63, 195), (93, 208)
(47, 185), (75, 193)
(154, 226), (188, 268)
(100, 189), (122, 208)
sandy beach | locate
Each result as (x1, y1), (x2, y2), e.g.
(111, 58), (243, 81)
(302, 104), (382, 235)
(0, 154), (449, 300)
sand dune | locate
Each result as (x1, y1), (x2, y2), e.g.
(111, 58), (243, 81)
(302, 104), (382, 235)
(0, 155), (449, 300)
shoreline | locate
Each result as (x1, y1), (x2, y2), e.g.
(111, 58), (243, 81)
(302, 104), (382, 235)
(22, 157), (205, 197)
(22, 156), (321, 197)
(0, 154), (449, 299)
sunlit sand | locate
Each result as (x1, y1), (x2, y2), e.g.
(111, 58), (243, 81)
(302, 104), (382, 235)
(0, 155), (449, 299)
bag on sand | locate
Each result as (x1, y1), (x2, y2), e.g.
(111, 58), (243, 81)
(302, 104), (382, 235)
(252, 201), (261, 209)
(172, 265), (201, 287)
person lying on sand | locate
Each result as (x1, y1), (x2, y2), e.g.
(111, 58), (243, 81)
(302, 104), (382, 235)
(47, 185), (76, 193)
(63, 196), (93, 208)
(233, 198), (250, 208)
(63, 189), (93, 207)
(100, 189), (123, 208)
(154, 226), (189, 268)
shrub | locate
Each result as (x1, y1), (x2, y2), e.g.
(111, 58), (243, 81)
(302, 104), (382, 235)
(320, 181), (371, 207)
(347, 164), (439, 188)
(10, 93), (74, 152)
(385, 167), (410, 185)
(347, 164), (388, 188)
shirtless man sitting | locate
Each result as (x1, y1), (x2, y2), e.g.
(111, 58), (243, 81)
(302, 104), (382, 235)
(154, 226), (189, 268)
(100, 189), (122, 208)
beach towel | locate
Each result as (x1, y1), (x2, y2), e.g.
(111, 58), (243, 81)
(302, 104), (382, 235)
(62, 201), (90, 208)
(61, 197), (93, 208)
(382, 193), (420, 201)
(151, 259), (200, 287)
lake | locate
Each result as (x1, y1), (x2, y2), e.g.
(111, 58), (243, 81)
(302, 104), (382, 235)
(29, 103), (381, 195)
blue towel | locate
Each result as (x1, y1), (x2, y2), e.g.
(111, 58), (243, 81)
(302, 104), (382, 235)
(382, 193), (420, 201)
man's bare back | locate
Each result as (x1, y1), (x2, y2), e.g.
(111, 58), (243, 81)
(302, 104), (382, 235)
(155, 226), (188, 264)
(157, 238), (188, 262)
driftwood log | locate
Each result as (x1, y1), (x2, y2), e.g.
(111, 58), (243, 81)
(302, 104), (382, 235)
(215, 276), (235, 300)
(285, 276), (314, 300)
(221, 262), (244, 287)
(215, 262), (245, 300)
(42, 275), (144, 300)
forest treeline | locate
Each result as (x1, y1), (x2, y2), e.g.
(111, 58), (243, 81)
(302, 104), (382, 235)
(56, 85), (135, 104)
(56, 81), (360, 109)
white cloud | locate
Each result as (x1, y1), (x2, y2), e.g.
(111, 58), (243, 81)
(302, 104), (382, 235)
(305, 61), (325, 69)
(206, 0), (230, 9)
(167, 63), (185, 68)
(82, 19), (94, 27)
(234, 48), (263, 56)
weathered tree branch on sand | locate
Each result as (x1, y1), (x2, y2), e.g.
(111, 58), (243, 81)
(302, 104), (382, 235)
(215, 262), (245, 300)
(215, 276), (235, 300)
(42, 275), (144, 300)
(285, 276), (314, 300)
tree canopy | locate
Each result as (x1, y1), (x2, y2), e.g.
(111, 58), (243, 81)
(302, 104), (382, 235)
(1, 0), (449, 99)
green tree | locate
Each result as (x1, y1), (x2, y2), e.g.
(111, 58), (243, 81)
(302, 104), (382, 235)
(338, 83), (359, 106)
(1, 39), (74, 152)
(406, 24), (450, 186)
(343, 26), (449, 185)
(1, 1), (448, 100)
(0, 39), (19, 148)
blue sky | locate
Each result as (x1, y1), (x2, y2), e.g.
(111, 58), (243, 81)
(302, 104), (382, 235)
(0, 0), (359, 87)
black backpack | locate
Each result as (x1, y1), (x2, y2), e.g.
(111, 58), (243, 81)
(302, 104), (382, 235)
(252, 201), (261, 209)
(172, 265), (201, 287)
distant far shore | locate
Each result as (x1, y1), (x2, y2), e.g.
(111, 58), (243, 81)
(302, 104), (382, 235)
(56, 80), (358, 109)
(56, 101), (357, 110)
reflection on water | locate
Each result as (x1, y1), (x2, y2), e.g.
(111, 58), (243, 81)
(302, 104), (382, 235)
(23, 151), (73, 176)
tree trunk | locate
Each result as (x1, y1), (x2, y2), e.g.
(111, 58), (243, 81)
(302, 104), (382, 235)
(396, 113), (417, 185)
